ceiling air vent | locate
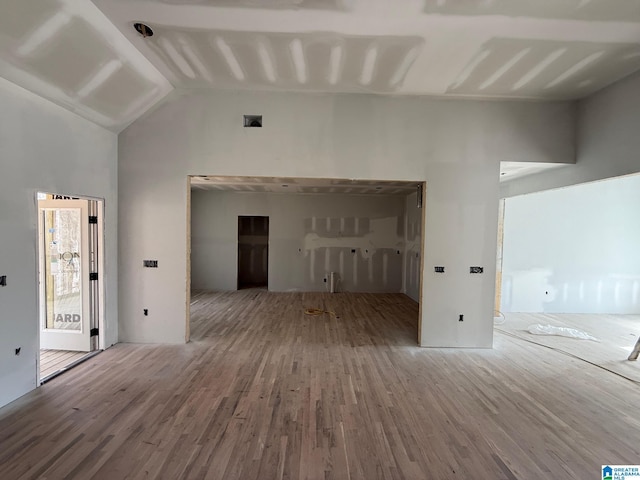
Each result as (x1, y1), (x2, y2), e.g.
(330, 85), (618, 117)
(244, 115), (262, 128)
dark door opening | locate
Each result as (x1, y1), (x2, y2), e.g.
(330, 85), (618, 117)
(238, 216), (269, 289)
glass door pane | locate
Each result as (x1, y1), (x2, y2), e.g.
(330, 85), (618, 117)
(43, 208), (83, 332)
(39, 199), (91, 352)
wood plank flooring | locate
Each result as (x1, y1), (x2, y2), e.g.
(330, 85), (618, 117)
(40, 349), (91, 380)
(497, 312), (640, 383)
(1, 290), (640, 479)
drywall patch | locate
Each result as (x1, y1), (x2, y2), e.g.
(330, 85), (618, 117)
(303, 216), (402, 259)
(448, 37), (640, 99)
(145, 27), (424, 93)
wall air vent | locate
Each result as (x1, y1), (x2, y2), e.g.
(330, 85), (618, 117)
(244, 115), (262, 127)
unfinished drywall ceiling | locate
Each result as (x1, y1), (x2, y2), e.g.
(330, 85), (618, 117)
(0, 0), (172, 131)
(424, 0), (640, 22)
(3, 0), (640, 130)
(191, 176), (421, 195)
(448, 38), (640, 99)
(145, 28), (424, 93)
(159, 0), (353, 9)
(92, 0), (640, 100)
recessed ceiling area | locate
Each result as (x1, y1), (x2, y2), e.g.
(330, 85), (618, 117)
(190, 176), (421, 195)
(93, 0), (640, 100)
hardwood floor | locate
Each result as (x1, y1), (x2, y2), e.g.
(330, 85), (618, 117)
(40, 349), (91, 380)
(496, 312), (640, 383)
(1, 290), (640, 479)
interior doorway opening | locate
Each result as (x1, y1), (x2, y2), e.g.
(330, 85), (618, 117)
(237, 216), (269, 290)
(495, 173), (640, 382)
(36, 192), (105, 383)
(187, 176), (426, 345)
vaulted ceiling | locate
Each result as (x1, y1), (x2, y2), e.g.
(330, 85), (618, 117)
(2, 0), (640, 133)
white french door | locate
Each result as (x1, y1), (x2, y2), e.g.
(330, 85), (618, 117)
(38, 200), (91, 352)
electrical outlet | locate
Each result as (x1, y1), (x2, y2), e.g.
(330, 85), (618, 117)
(0, 275), (6, 286)
(143, 309), (148, 316)
(470, 266), (483, 274)
(434, 266), (445, 273)
(143, 260), (158, 268)
(459, 314), (464, 322)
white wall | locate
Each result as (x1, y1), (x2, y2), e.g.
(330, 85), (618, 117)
(501, 70), (640, 198)
(191, 191), (407, 293)
(0, 78), (117, 409)
(404, 191), (422, 302)
(118, 90), (574, 347)
(501, 174), (640, 314)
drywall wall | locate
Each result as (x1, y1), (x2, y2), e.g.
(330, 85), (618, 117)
(0, 78), (117, 409)
(191, 191), (406, 293)
(404, 191), (422, 302)
(501, 174), (640, 314)
(501, 69), (640, 198)
(118, 89), (573, 347)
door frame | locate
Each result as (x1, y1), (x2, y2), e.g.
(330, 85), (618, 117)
(495, 198), (506, 314)
(35, 192), (106, 382)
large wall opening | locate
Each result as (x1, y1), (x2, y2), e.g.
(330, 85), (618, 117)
(497, 173), (640, 382)
(187, 176), (425, 343)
